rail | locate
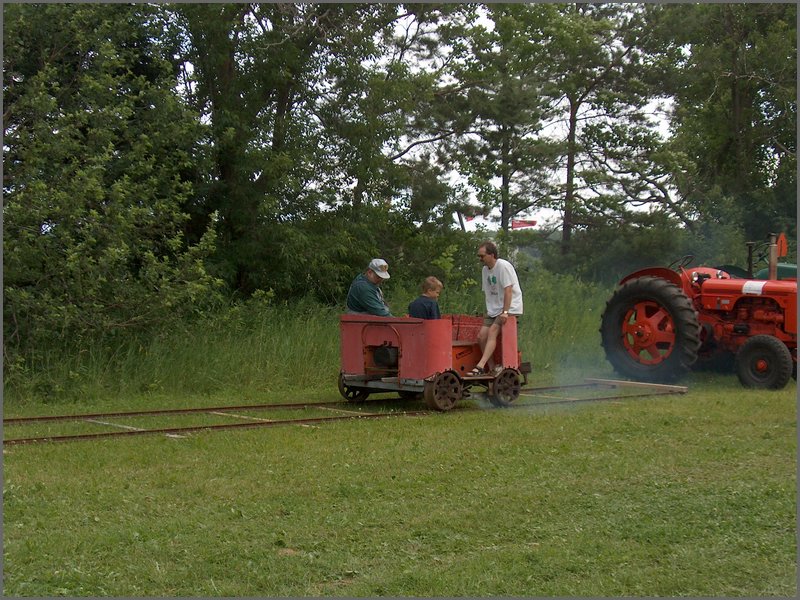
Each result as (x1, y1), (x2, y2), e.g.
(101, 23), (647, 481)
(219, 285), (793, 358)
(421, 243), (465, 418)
(3, 379), (687, 446)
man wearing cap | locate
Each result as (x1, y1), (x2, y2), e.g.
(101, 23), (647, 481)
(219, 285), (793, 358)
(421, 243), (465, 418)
(346, 258), (393, 316)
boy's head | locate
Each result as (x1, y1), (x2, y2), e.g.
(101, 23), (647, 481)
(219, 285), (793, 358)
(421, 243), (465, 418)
(422, 276), (443, 299)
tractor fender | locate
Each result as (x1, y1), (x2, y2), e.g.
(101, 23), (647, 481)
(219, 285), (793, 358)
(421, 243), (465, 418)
(619, 267), (682, 289)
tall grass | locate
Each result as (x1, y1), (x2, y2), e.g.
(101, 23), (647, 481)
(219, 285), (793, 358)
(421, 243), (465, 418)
(3, 302), (344, 407)
(516, 269), (609, 381)
(3, 271), (612, 407)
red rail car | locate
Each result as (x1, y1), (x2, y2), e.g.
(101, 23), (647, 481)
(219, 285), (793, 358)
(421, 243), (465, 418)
(339, 314), (531, 410)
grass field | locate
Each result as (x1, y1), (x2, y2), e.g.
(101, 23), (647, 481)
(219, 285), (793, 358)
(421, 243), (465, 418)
(3, 374), (796, 596)
(4, 274), (797, 596)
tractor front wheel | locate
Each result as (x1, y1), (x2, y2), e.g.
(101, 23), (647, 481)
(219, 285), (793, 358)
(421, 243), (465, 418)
(734, 335), (793, 390)
(600, 276), (701, 382)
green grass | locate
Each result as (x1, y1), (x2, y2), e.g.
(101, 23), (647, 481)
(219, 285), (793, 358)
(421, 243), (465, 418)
(3, 376), (796, 596)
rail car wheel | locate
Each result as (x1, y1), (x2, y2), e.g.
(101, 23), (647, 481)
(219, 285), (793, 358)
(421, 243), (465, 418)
(338, 373), (370, 402)
(423, 371), (462, 411)
(600, 276), (701, 383)
(734, 335), (793, 390)
(489, 368), (521, 407)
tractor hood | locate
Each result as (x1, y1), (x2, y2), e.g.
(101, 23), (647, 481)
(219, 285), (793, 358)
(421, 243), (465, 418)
(699, 277), (797, 302)
(699, 277), (797, 335)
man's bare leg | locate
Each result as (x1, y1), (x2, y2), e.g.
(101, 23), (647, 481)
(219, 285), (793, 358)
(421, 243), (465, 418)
(476, 323), (501, 371)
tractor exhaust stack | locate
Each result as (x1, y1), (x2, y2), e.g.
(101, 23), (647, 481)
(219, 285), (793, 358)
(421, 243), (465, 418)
(768, 233), (778, 281)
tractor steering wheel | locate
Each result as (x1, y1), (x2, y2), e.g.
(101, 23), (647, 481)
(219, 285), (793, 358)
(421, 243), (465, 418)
(668, 255), (694, 270)
(753, 245), (771, 267)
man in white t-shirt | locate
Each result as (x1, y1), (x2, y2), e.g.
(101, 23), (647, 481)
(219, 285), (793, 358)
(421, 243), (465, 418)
(469, 241), (523, 375)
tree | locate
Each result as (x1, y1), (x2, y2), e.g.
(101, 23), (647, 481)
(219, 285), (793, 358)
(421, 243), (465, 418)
(651, 3), (797, 241)
(438, 4), (677, 246)
(174, 3), (465, 294)
(176, 3), (333, 293)
(3, 3), (220, 357)
(440, 4), (561, 233)
(539, 4), (673, 251)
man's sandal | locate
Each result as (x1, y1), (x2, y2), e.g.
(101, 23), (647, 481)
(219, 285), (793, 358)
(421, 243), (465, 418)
(467, 366), (485, 376)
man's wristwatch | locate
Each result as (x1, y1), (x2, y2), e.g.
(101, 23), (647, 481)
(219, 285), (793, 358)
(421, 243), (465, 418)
(501, 310), (509, 316)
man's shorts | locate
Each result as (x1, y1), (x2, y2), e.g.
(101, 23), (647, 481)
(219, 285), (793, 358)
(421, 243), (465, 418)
(483, 314), (521, 327)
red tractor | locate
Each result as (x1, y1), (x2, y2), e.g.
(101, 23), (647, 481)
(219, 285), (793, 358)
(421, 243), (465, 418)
(601, 233), (797, 389)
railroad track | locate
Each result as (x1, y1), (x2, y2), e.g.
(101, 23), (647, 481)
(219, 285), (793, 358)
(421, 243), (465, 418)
(3, 379), (686, 446)
(2, 399), (430, 446)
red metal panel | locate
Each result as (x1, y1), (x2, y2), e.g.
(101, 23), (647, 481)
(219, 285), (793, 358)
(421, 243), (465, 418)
(448, 314), (483, 342)
(340, 315), (370, 374)
(452, 342), (482, 376)
(340, 315), (453, 378)
(398, 318), (452, 379)
(700, 279), (797, 320)
(498, 316), (520, 368)
(340, 313), (523, 379)
(785, 294), (797, 335)
(445, 313), (520, 369)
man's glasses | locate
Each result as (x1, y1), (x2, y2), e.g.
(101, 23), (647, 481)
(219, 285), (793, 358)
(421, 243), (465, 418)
(477, 253), (487, 259)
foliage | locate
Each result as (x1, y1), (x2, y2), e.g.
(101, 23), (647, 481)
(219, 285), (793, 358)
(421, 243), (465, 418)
(172, 4), (470, 294)
(538, 208), (753, 285)
(649, 3), (797, 242)
(2, 2), (796, 366)
(526, 4), (671, 248)
(3, 4), (222, 363)
(439, 4), (563, 232)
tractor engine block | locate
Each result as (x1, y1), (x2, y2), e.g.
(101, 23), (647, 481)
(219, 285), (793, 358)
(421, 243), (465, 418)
(703, 297), (789, 353)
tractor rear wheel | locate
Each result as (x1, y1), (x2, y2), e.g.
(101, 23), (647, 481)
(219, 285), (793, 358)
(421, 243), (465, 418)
(423, 371), (462, 411)
(600, 276), (701, 382)
(734, 335), (793, 390)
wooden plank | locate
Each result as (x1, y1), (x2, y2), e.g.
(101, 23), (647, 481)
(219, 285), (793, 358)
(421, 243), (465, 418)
(584, 378), (688, 393)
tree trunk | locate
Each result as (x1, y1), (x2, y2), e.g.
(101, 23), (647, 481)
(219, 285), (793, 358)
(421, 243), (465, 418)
(562, 98), (579, 254)
(500, 127), (511, 231)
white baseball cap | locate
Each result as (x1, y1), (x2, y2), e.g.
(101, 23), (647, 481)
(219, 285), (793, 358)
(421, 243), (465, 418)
(368, 258), (390, 279)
